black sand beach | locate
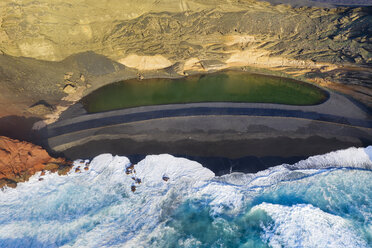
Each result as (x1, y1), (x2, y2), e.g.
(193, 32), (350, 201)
(60, 135), (368, 175)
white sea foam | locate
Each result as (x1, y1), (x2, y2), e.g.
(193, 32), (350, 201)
(0, 154), (215, 247)
(195, 182), (244, 215)
(134, 154), (214, 186)
(254, 203), (369, 248)
(0, 148), (371, 247)
(218, 146), (372, 188)
(288, 146), (372, 170)
(365, 146), (372, 161)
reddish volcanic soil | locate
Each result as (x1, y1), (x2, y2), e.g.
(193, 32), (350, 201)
(0, 136), (71, 188)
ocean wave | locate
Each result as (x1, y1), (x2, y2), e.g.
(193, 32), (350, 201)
(254, 203), (369, 248)
(288, 146), (372, 170)
(0, 147), (371, 247)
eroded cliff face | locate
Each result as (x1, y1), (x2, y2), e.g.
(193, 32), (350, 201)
(0, 136), (71, 188)
(1, 0), (370, 65)
(0, 0), (371, 119)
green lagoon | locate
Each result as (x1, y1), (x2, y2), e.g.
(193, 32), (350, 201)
(82, 71), (327, 113)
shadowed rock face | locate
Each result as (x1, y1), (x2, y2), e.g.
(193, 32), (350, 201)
(0, 136), (71, 188)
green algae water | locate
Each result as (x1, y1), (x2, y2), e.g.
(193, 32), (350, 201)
(82, 71), (327, 113)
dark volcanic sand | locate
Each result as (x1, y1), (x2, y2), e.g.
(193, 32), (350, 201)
(59, 136), (367, 176)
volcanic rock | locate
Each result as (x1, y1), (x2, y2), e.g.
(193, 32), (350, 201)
(131, 185), (136, 192)
(0, 136), (71, 188)
(162, 175), (170, 182)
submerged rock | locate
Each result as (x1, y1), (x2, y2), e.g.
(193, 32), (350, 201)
(0, 136), (71, 188)
(131, 185), (136, 192)
(125, 164), (135, 174)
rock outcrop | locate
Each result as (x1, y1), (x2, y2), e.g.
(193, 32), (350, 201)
(0, 136), (71, 188)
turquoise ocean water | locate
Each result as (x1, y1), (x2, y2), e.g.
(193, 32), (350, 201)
(0, 146), (371, 247)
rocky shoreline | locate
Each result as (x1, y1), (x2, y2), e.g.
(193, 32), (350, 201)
(0, 136), (72, 188)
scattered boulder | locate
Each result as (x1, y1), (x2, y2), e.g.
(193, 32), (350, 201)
(63, 84), (77, 94)
(126, 164), (135, 174)
(27, 100), (54, 116)
(126, 164), (142, 191)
